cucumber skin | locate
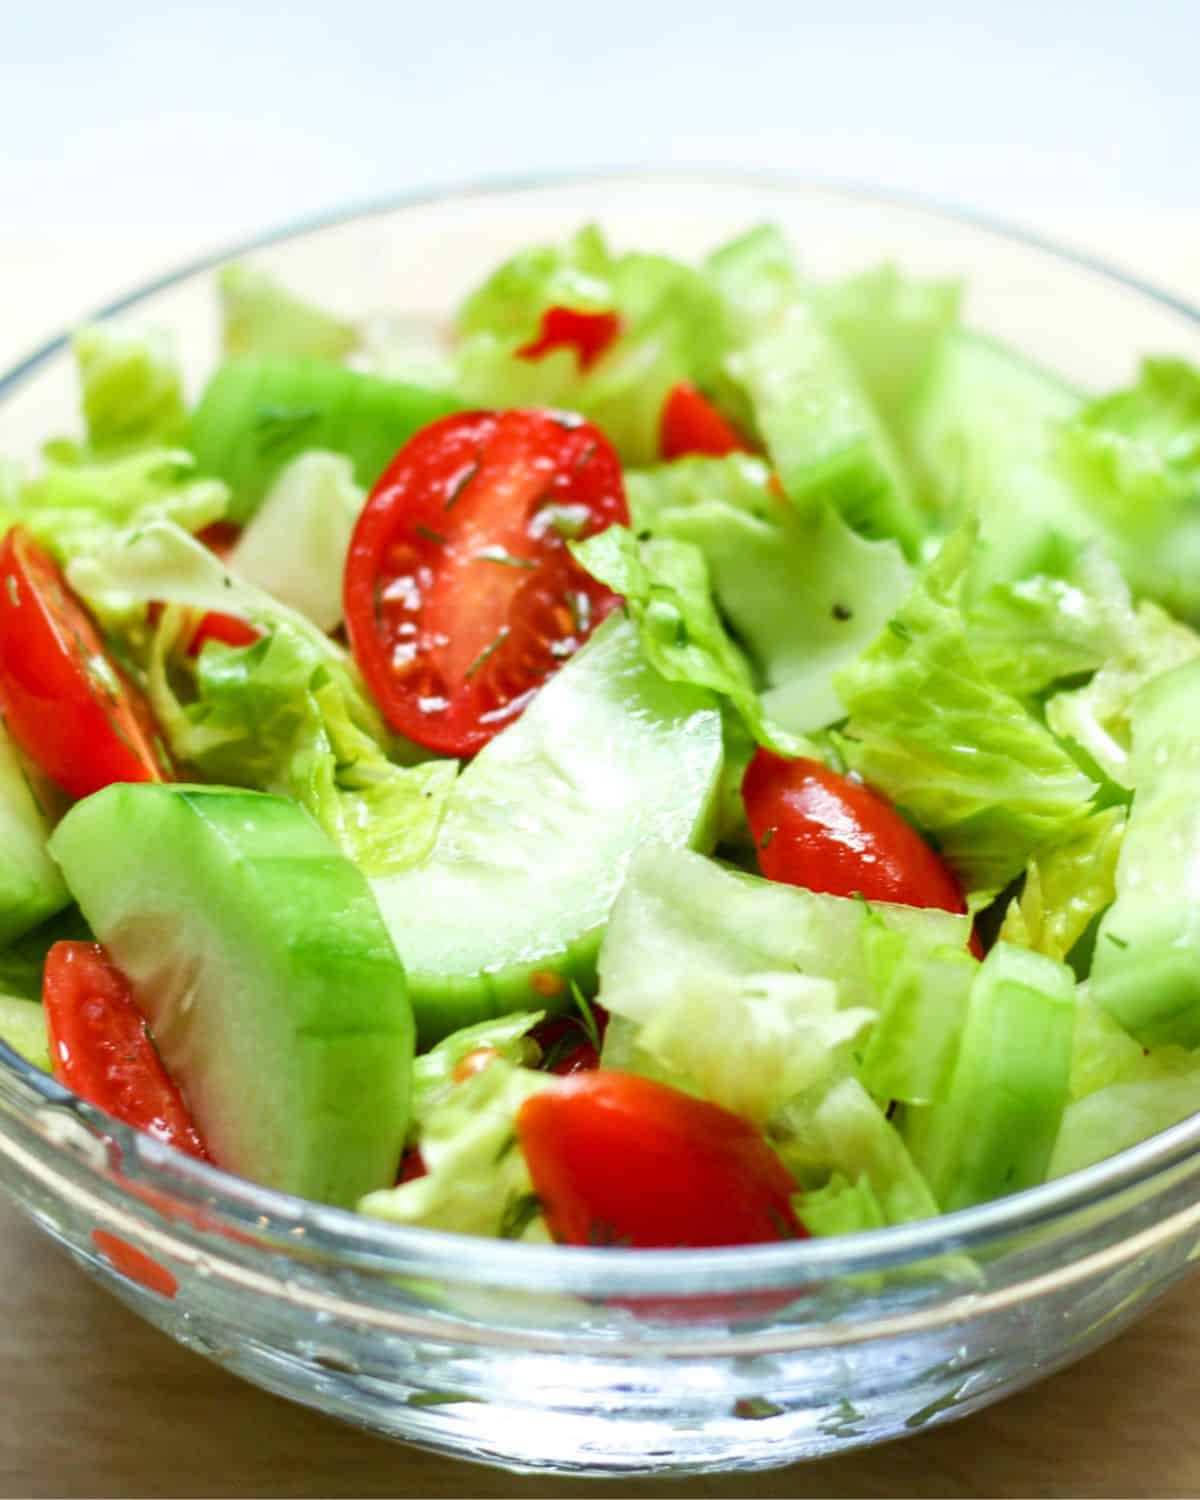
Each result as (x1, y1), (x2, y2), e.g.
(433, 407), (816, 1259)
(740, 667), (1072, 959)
(189, 356), (461, 523)
(50, 784), (413, 1207)
(0, 727), (69, 946)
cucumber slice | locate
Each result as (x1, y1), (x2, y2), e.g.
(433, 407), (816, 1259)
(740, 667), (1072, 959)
(735, 302), (925, 557)
(1091, 659), (1200, 1045)
(370, 617), (724, 1044)
(0, 994), (50, 1073)
(905, 942), (1076, 1212)
(904, 330), (1085, 585)
(0, 725), (69, 946)
(50, 785), (413, 1206)
(189, 355), (460, 523)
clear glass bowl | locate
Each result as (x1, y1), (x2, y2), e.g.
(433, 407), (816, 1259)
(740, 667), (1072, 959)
(2, 173), (1200, 1478)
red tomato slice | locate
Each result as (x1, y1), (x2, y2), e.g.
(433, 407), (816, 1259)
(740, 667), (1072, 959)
(742, 751), (981, 954)
(0, 527), (170, 799)
(187, 611), (260, 656)
(344, 410), (628, 756)
(660, 382), (751, 461)
(44, 942), (208, 1161)
(517, 307), (621, 371)
(193, 521), (242, 560)
(517, 1071), (804, 1248)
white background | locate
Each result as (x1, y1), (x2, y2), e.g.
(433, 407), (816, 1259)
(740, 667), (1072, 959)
(2, 0), (1197, 360)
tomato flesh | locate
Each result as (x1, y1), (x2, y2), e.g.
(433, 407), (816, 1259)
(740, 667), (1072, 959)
(44, 942), (207, 1160)
(742, 750), (980, 952)
(517, 1071), (803, 1248)
(660, 382), (751, 461)
(530, 1015), (600, 1075)
(344, 410), (628, 756)
(517, 307), (621, 371)
(0, 527), (170, 799)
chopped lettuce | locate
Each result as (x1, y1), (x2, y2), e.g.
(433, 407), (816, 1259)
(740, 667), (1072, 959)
(218, 262), (358, 361)
(835, 528), (1097, 897)
(411, 1012), (543, 1125)
(999, 807), (1126, 963)
(454, 225), (731, 466)
(704, 224), (800, 340)
(0, 994), (51, 1073)
(358, 1059), (552, 1240)
(229, 450), (363, 631)
(570, 525), (803, 755)
(626, 455), (913, 735)
(74, 325), (188, 453)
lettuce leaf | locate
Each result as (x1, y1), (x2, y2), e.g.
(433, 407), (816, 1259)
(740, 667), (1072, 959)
(1052, 1040), (1200, 1178)
(626, 455), (913, 735)
(570, 525), (804, 755)
(74, 325), (188, 453)
(834, 527), (1097, 897)
(358, 1059), (552, 1240)
(999, 806), (1126, 963)
(411, 1012), (543, 1125)
(218, 262), (358, 361)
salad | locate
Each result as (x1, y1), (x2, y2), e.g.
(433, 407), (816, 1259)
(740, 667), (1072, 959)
(1, 222), (1199, 1254)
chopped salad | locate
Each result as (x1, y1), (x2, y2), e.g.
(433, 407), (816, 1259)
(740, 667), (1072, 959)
(2, 223), (1200, 1251)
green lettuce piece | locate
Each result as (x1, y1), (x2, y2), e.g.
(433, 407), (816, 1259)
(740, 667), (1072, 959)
(0, 995), (51, 1073)
(626, 455), (913, 735)
(834, 528), (1097, 897)
(454, 225), (731, 466)
(816, 264), (962, 439)
(704, 224), (800, 339)
(218, 262), (358, 360)
(1046, 600), (1200, 788)
(1054, 359), (1200, 621)
(228, 450), (363, 631)
(964, 542), (1138, 700)
(1052, 1043), (1200, 1179)
(411, 1013), (543, 1125)
(358, 1059), (552, 1240)
(74, 325), (188, 453)
(570, 525), (803, 755)
(11, 449), (227, 569)
(999, 807), (1126, 964)
(731, 301), (924, 556)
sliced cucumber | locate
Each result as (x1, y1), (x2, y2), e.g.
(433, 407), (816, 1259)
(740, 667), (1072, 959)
(904, 330), (1085, 585)
(0, 725), (69, 946)
(50, 785), (413, 1206)
(370, 617), (724, 1044)
(189, 355), (460, 523)
(904, 942), (1076, 1212)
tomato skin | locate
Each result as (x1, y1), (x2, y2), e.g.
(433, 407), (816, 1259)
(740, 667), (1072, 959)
(743, 751), (980, 953)
(43, 943), (208, 1161)
(344, 409), (628, 757)
(660, 382), (751, 461)
(517, 307), (621, 371)
(517, 1071), (804, 1248)
(186, 611), (260, 656)
(0, 527), (170, 799)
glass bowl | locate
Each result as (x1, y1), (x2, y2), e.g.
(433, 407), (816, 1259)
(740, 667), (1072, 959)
(1, 173), (1200, 1479)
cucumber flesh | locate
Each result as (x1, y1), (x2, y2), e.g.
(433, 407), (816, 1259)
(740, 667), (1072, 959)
(50, 785), (413, 1206)
(189, 355), (460, 523)
(904, 942), (1076, 1212)
(370, 617), (724, 1045)
(0, 725), (68, 945)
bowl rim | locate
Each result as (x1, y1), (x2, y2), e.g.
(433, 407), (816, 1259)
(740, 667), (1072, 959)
(3, 165), (1200, 1299)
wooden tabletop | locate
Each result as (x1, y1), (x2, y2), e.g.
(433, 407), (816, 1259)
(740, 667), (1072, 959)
(1, 1190), (1198, 1499)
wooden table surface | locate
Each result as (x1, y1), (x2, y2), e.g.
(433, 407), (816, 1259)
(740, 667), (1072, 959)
(3, 1190), (1200, 1498)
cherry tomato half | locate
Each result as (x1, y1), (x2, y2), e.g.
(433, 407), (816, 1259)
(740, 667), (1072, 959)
(344, 410), (628, 756)
(517, 307), (621, 371)
(44, 942), (207, 1160)
(660, 382), (751, 461)
(0, 527), (170, 799)
(742, 751), (980, 954)
(517, 1071), (804, 1249)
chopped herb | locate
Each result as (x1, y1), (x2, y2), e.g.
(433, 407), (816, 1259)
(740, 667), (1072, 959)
(492, 1132), (518, 1166)
(1105, 933), (1129, 949)
(636, 529), (652, 542)
(887, 618), (912, 642)
(253, 404), (321, 456)
(765, 1203), (801, 1241)
(587, 1218), (633, 1248)
(831, 601), (853, 621)
(904, 1384), (966, 1429)
(570, 979), (602, 1052)
(406, 1389), (480, 1408)
(413, 524), (446, 546)
(733, 1397), (783, 1421)
(499, 1191), (543, 1240)
(759, 825), (777, 851)
(475, 546), (536, 570)
(818, 1398), (866, 1439)
(445, 457), (480, 510)
(463, 626), (510, 680)
(674, 617), (690, 648)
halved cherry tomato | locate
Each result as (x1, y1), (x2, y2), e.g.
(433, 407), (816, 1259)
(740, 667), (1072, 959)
(344, 410), (628, 756)
(187, 612), (260, 656)
(0, 527), (170, 799)
(517, 1071), (804, 1248)
(742, 750), (981, 955)
(43, 942), (207, 1160)
(193, 521), (242, 560)
(660, 382), (751, 461)
(517, 307), (621, 371)
(530, 1015), (600, 1075)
